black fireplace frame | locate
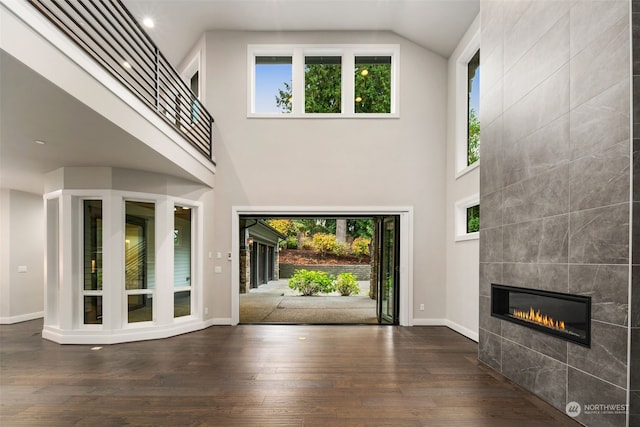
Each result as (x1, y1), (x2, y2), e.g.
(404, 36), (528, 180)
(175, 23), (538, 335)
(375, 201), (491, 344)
(491, 284), (591, 347)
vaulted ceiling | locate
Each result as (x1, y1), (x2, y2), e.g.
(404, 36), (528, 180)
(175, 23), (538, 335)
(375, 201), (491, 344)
(123, 0), (479, 63)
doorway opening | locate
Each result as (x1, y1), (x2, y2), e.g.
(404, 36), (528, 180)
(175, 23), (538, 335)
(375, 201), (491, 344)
(233, 210), (409, 325)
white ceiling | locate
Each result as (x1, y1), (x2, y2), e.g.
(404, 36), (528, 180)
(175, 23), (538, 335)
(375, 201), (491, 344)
(123, 0), (480, 63)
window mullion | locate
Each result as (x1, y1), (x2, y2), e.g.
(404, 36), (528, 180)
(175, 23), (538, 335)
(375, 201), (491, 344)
(342, 49), (355, 115)
(292, 48), (305, 115)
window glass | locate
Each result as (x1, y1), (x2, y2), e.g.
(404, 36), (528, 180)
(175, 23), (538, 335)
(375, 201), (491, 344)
(174, 206), (192, 318)
(174, 291), (191, 318)
(84, 296), (102, 325)
(255, 56), (292, 113)
(467, 50), (480, 166)
(305, 56), (341, 113)
(466, 204), (480, 233)
(354, 56), (391, 113)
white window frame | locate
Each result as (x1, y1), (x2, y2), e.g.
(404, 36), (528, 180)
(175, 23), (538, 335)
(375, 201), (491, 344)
(455, 194), (480, 242)
(123, 198), (156, 325)
(455, 30), (480, 178)
(248, 44), (399, 118)
(78, 196), (104, 329)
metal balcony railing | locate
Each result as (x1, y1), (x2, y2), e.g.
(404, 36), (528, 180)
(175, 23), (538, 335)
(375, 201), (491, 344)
(29, 0), (214, 161)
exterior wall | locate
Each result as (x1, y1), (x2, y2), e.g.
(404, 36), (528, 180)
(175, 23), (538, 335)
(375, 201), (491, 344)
(279, 264), (371, 281)
(0, 190), (44, 323)
(445, 15), (480, 341)
(478, 1), (631, 426)
(205, 30), (448, 324)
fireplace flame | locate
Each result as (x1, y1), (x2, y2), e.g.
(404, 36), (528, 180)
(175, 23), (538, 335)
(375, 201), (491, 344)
(512, 307), (566, 330)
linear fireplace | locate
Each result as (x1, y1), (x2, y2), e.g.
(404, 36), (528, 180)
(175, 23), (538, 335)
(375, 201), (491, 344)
(491, 284), (591, 347)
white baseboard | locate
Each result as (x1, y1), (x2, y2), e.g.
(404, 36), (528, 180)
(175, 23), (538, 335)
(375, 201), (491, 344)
(412, 318), (478, 342)
(204, 318), (232, 326)
(412, 318), (448, 326)
(444, 320), (478, 342)
(0, 311), (44, 324)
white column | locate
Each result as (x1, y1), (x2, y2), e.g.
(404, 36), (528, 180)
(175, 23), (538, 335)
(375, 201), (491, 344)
(103, 191), (123, 331)
(44, 195), (60, 327)
(57, 193), (74, 330)
(154, 196), (173, 325)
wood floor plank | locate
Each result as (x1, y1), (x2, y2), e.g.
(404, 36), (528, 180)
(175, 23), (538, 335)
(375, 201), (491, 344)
(0, 320), (580, 426)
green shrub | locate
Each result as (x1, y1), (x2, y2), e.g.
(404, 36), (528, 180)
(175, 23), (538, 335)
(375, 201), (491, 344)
(334, 273), (359, 296)
(312, 233), (337, 257)
(288, 269), (335, 296)
(352, 237), (371, 258)
(285, 236), (298, 249)
(332, 241), (351, 257)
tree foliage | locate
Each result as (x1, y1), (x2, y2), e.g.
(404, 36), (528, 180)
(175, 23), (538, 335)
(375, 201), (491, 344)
(354, 64), (391, 113)
(468, 108), (480, 165)
(275, 63), (391, 114)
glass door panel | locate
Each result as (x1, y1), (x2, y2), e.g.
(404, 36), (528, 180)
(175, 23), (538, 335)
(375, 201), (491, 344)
(378, 216), (399, 324)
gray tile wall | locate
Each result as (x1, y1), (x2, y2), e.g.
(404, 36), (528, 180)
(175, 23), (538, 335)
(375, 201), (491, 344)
(478, 1), (632, 426)
(632, 2), (640, 425)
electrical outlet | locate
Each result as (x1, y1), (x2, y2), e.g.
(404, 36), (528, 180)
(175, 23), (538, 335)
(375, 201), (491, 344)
(419, 304), (425, 311)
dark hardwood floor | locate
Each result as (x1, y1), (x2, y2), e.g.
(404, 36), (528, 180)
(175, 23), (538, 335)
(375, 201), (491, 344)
(1, 320), (580, 426)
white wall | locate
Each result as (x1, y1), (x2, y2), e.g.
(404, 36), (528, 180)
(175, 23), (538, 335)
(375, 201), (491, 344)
(445, 16), (480, 341)
(203, 30), (448, 322)
(0, 189), (45, 323)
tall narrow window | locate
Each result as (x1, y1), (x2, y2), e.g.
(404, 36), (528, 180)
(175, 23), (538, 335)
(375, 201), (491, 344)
(466, 204), (480, 233)
(125, 201), (155, 323)
(305, 56), (341, 113)
(174, 206), (192, 318)
(255, 56), (292, 114)
(190, 71), (200, 123)
(354, 56), (391, 113)
(83, 200), (102, 325)
(467, 50), (480, 166)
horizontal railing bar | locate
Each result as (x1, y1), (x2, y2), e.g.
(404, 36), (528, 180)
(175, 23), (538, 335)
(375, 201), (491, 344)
(28, 0), (214, 162)
(96, 0), (156, 69)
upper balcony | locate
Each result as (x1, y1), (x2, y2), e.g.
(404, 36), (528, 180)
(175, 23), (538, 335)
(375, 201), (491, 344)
(28, 0), (213, 160)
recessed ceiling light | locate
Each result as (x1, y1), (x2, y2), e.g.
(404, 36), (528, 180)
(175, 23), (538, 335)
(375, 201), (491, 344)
(142, 17), (154, 28)
(91, 346), (103, 351)
(122, 61), (132, 70)
(34, 140), (46, 145)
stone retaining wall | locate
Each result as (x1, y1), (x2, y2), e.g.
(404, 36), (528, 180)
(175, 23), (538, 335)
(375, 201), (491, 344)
(279, 264), (371, 281)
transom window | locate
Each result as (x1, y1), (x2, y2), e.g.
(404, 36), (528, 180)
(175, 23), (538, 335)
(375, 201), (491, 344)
(249, 44), (399, 117)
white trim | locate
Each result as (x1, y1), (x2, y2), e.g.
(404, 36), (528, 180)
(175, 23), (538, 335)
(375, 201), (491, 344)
(444, 320), (479, 342)
(42, 318), (209, 345)
(410, 318), (478, 342)
(247, 44), (400, 118)
(455, 194), (480, 241)
(455, 160), (480, 180)
(231, 206), (413, 326)
(0, 311), (44, 325)
(454, 27), (481, 176)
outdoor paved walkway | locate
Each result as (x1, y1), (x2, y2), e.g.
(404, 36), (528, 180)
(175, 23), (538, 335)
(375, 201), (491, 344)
(239, 279), (377, 324)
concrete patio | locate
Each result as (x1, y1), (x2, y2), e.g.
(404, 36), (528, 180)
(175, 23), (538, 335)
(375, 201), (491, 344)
(239, 279), (377, 324)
